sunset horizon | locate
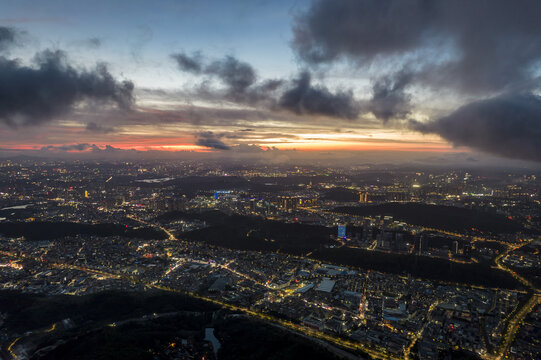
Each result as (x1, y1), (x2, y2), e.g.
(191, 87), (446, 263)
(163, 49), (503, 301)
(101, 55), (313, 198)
(2, 0), (541, 166)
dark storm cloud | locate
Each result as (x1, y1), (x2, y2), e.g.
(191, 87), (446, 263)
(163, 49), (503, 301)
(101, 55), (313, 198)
(292, 0), (541, 161)
(85, 121), (115, 133)
(240, 78), (284, 105)
(0, 49), (134, 126)
(293, 0), (541, 93)
(279, 71), (359, 119)
(292, 0), (433, 64)
(195, 131), (231, 150)
(369, 70), (412, 122)
(411, 93), (541, 162)
(102, 144), (121, 152)
(171, 52), (203, 73)
(171, 52), (256, 94)
(171, 52), (357, 119)
(0, 26), (19, 52)
(206, 56), (256, 94)
(41, 143), (92, 151)
(40, 143), (122, 153)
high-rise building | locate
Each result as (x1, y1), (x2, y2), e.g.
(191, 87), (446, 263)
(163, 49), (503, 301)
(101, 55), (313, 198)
(278, 196), (298, 211)
(166, 197), (185, 212)
(452, 240), (459, 255)
(359, 191), (368, 203)
(337, 224), (347, 238)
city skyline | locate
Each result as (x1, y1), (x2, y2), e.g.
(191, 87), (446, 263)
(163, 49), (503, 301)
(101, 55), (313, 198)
(0, 160), (539, 359)
(1, 2), (541, 358)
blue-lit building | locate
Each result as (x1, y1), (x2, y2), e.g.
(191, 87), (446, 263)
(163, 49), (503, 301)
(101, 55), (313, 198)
(214, 190), (231, 200)
(337, 224), (346, 238)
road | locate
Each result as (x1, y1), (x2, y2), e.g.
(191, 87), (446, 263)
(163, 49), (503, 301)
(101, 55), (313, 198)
(1, 251), (396, 360)
(301, 206), (541, 359)
(404, 301), (440, 360)
(3, 214), (537, 360)
(126, 214), (177, 241)
(268, 321), (367, 360)
(491, 239), (540, 359)
(136, 211), (536, 360)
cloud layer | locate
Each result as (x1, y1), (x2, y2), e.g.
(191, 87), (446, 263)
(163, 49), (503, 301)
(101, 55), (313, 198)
(0, 26), (134, 127)
(368, 70), (412, 122)
(279, 71), (359, 119)
(171, 52), (359, 119)
(3, 3), (541, 164)
(195, 131), (231, 150)
(412, 93), (541, 162)
(0, 26), (18, 51)
(292, 0), (541, 161)
(293, 0), (541, 93)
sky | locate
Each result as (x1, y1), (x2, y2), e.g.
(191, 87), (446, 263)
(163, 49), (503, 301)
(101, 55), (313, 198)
(1, 0), (541, 167)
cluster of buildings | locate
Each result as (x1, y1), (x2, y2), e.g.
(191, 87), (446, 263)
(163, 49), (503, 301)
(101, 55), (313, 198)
(508, 303), (541, 359)
(0, 160), (540, 359)
(0, 229), (527, 359)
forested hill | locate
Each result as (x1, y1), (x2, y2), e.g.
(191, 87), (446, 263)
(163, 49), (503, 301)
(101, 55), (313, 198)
(334, 203), (526, 234)
(0, 222), (166, 241)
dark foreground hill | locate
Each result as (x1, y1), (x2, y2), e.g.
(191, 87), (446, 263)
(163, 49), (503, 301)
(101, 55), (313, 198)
(310, 247), (519, 289)
(0, 222), (166, 240)
(334, 203), (526, 234)
(160, 211), (338, 254)
(0, 290), (341, 360)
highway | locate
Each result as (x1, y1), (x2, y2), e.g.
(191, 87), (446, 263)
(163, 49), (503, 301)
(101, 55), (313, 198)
(126, 215), (177, 241)
(492, 239), (540, 359)
(404, 301), (440, 360)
